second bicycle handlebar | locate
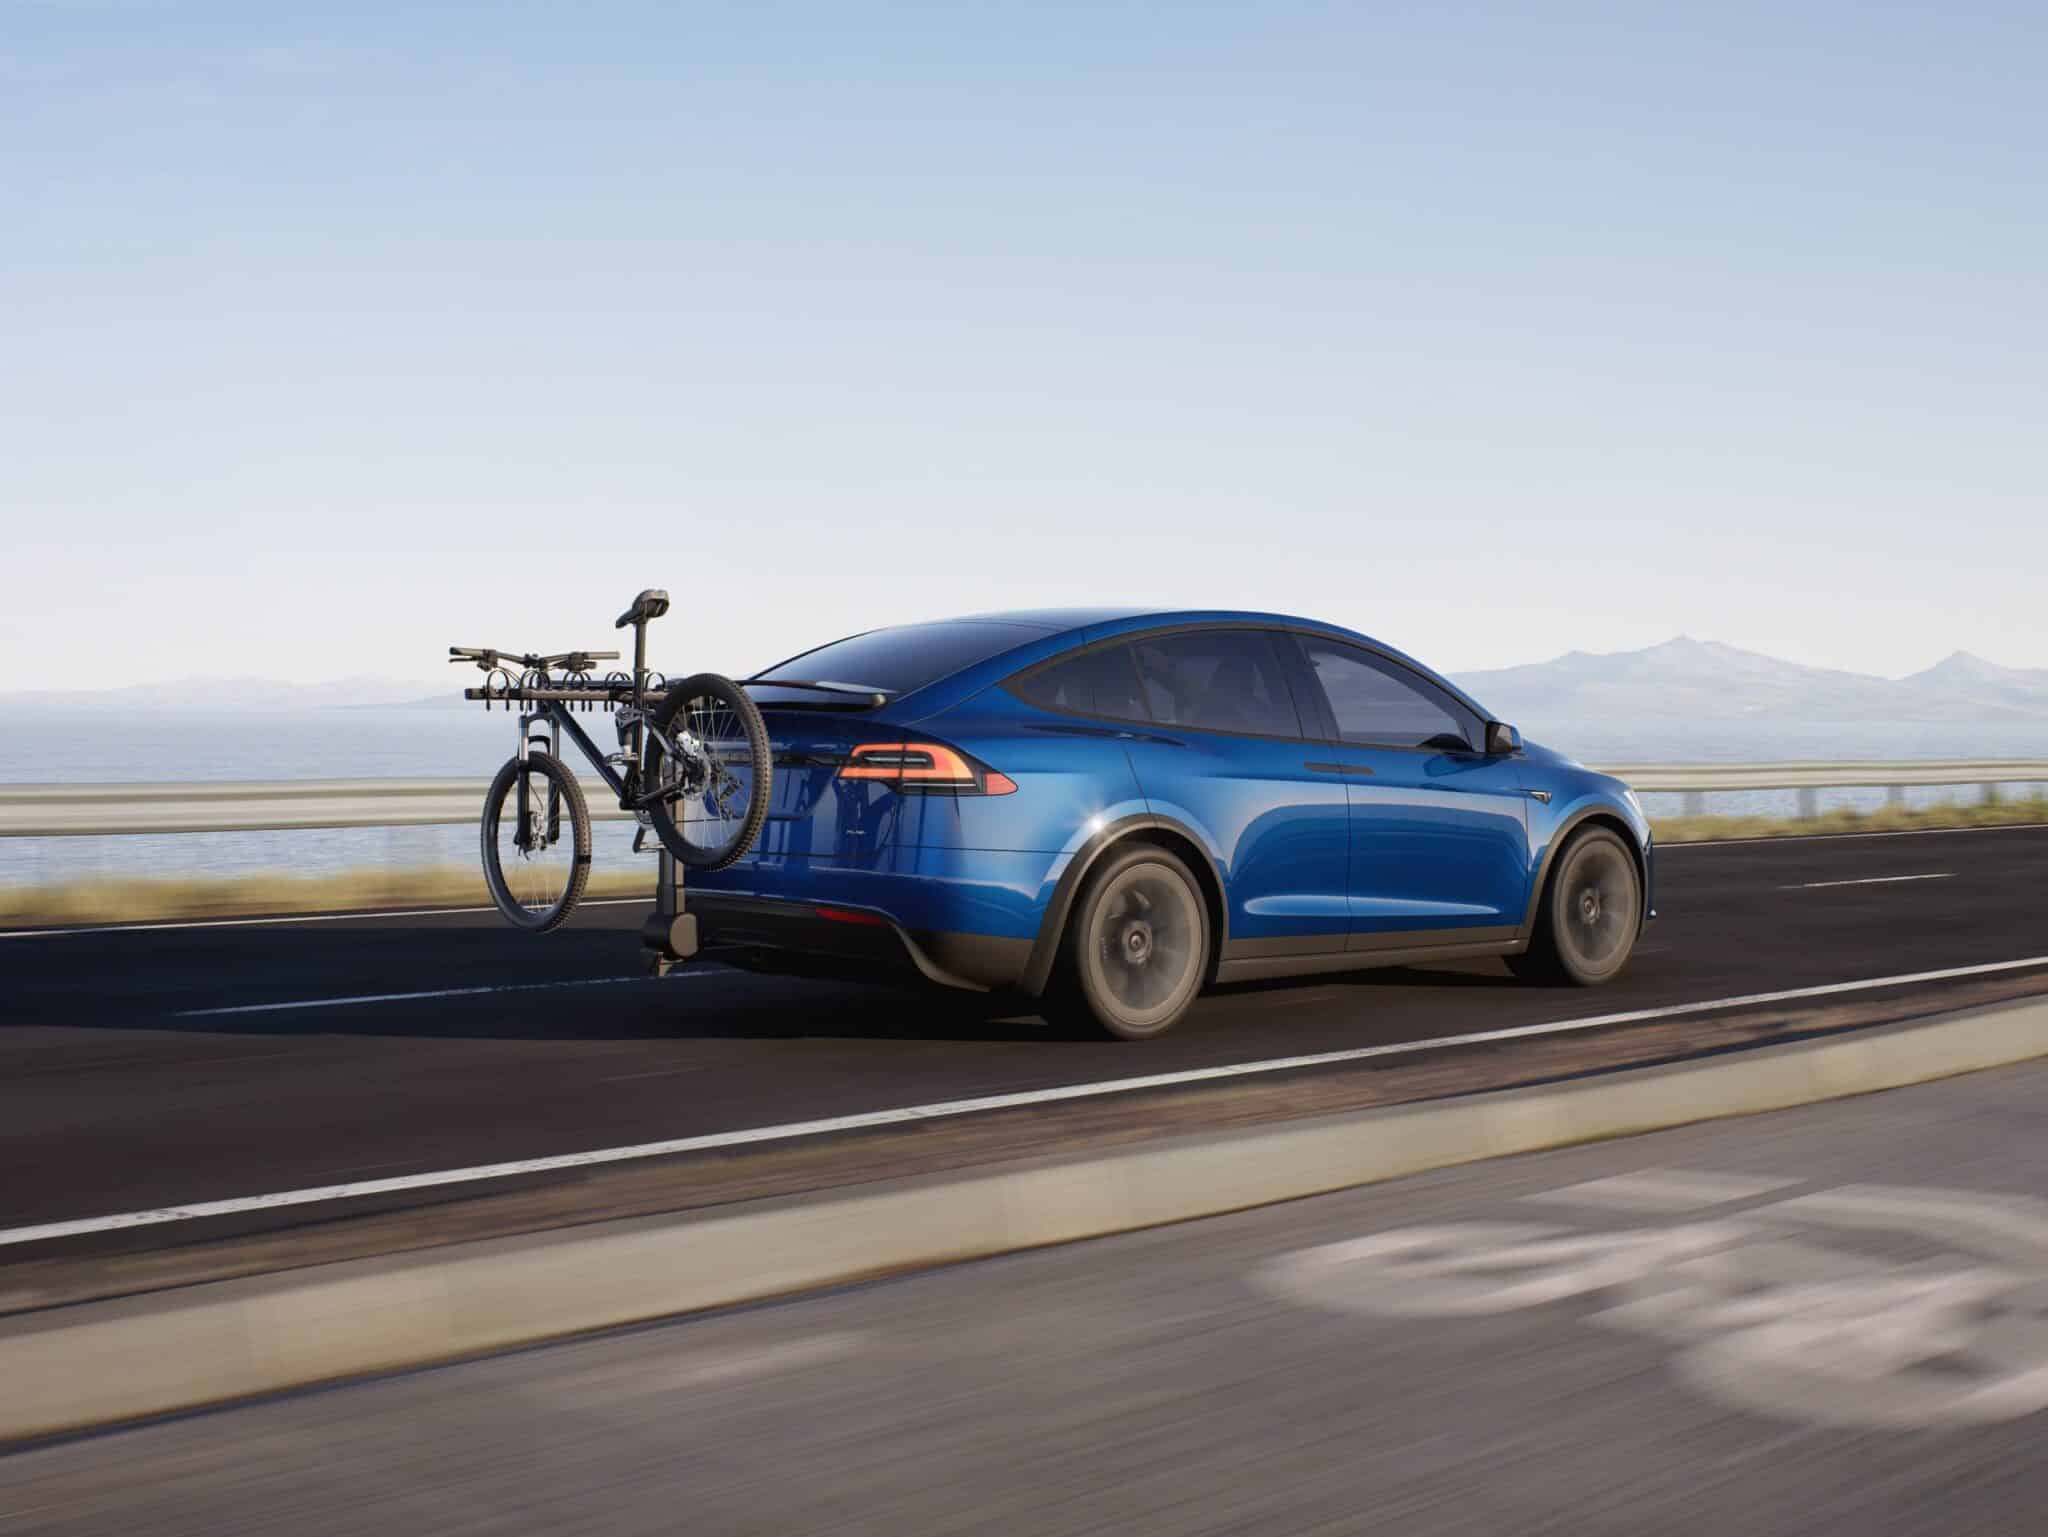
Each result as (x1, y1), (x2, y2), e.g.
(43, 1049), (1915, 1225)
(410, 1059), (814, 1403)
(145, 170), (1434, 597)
(449, 646), (622, 673)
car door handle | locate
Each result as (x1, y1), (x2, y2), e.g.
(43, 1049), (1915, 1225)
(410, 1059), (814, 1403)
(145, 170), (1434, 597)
(1305, 762), (1374, 775)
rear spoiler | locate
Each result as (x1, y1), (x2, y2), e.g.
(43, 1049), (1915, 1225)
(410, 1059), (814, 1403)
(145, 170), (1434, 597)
(740, 678), (893, 711)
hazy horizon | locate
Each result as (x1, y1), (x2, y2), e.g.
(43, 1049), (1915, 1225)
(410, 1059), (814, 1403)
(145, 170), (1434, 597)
(6, 630), (2042, 707)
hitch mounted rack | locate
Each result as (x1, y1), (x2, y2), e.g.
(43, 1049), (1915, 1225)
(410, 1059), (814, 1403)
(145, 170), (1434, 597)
(458, 675), (698, 977)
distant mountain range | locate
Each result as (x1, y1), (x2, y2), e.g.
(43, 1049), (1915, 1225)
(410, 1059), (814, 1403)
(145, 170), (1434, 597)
(1452, 638), (2048, 725)
(10, 638), (2048, 724)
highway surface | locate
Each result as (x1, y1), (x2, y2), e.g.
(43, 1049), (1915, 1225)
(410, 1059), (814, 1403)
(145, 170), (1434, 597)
(7, 1054), (2045, 1534)
(3, 825), (2045, 1255)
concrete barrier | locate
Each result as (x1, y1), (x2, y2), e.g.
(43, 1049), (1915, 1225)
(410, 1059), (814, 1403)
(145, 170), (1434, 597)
(6, 997), (2046, 1441)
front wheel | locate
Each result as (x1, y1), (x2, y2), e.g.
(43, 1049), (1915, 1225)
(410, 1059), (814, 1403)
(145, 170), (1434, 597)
(481, 751), (591, 932)
(1047, 844), (1211, 1040)
(644, 673), (773, 871)
(1509, 826), (1642, 985)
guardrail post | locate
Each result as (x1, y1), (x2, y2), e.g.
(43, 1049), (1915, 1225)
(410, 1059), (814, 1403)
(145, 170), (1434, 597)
(1887, 785), (1904, 807)
(1797, 788), (1819, 820)
(1683, 791), (1706, 817)
(1984, 782), (2002, 807)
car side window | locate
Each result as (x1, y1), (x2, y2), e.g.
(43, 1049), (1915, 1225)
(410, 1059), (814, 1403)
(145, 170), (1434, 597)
(1009, 643), (1149, 722)
(1296, 638), (1481, 751)
(1130, 631), (1303, 738)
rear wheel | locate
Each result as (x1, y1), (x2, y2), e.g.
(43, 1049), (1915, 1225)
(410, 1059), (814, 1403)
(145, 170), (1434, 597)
(644, 673), (773, 871)
(1509, 826), (1641, 985)
(1048, 845), (1210, 1040)
(481, 751), (591, 932)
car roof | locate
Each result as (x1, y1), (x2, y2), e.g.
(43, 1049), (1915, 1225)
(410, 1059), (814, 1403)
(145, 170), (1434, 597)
(946, 606), (1356, 638)
(948, 606), (1375, 649)
(881, 608), (1493, 722)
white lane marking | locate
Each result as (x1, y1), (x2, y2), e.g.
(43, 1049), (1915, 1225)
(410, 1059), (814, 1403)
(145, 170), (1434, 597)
(1529, 1171), (1800, 1212)
(0, 896), (654, 940)
(1788, 873), (1955, 890)
(4, 952), (2048, 1251)
(172, 972), (730, 1018)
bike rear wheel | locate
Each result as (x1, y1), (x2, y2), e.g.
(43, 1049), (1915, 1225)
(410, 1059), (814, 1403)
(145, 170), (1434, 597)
(644, 673), (772, 871)
(481, 751), (591, 931)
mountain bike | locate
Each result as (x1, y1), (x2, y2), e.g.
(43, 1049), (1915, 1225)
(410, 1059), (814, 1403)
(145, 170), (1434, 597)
(451, 589), (771, 932)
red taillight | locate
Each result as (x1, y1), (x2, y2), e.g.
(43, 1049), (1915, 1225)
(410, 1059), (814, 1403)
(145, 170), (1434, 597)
(815, 906), (888, 926)
(838, 742), (1017, 795)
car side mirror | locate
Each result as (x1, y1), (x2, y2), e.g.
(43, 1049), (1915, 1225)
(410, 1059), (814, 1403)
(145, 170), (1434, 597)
(1484, 720), (1521, 756)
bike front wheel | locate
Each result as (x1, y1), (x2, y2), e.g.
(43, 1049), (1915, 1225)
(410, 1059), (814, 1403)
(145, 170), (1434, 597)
(644, 673), (772, 870)
(481, 751), (591, 931)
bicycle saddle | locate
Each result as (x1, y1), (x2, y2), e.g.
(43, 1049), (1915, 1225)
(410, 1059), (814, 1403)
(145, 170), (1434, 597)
(616, 589), (671, 629)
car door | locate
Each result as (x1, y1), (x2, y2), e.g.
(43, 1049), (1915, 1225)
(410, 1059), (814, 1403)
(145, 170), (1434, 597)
(1101, 629), (1352, 955)
(1283, 634), (1533, 949)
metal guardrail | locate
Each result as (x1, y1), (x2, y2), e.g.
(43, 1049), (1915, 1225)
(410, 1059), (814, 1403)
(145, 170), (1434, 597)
(1600, 760), (2048, 818)
(0, 780), (631, 837)
(3, 762), (2046, 837)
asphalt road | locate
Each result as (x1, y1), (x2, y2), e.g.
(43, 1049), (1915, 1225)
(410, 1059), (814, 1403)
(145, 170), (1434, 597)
(2, 826), (2045, 1241)
(9, 1054), (2047, 1535)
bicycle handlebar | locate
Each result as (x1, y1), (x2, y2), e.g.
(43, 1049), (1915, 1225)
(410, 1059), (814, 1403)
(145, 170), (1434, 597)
(449, 646), (621, 673)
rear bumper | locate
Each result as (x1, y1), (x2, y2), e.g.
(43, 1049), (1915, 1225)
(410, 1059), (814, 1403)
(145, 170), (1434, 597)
(687, 893), (1032, 993)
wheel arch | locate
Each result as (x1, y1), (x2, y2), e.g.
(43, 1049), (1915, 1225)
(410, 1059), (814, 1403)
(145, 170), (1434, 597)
(1520, 807), (1649, 939)
(1019, 814), (1229, 997)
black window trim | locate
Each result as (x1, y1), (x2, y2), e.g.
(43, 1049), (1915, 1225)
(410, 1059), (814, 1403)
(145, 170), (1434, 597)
(1002, 624), (1321, 744)
(1282, 631), (1488, 756)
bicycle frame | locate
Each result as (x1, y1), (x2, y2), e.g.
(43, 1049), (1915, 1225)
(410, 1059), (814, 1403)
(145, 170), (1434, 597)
(463, 609), (702, 847)
(505, 689), (706, 838)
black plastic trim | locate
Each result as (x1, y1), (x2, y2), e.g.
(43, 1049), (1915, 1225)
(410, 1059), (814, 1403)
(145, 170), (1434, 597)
(686, 894), (1026, 993)
(1019, 812), (1230, 997)
(1214, 935), (1522, 985)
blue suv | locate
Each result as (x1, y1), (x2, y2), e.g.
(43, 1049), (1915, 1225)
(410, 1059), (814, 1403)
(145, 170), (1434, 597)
(688, 609), (1653, 1039)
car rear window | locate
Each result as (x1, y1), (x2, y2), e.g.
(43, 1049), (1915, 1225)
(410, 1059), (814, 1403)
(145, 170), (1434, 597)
(1008, 643), (1149, 721)
(751, 621), (1043, 698)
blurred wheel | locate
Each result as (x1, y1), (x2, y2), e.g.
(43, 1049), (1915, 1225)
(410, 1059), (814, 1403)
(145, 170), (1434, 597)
(1050, 844), (1210, 1039)
(1510, 826), (1641, 985)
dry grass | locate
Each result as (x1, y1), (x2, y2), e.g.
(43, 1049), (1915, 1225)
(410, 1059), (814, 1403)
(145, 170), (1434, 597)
(1652, 794), (2048, 844)
(4, 796), (2043, 927)
(0, 863), (656, 928)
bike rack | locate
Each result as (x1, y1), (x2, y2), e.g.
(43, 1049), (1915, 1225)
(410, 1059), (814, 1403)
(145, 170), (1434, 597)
(454, 642), (705, 978)
(642, 839), (698, 979)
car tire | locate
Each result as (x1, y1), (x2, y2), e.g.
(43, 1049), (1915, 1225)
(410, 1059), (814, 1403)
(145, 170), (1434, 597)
(1046, 844), (1211, 1040)
(1509, 825), (1642, 986)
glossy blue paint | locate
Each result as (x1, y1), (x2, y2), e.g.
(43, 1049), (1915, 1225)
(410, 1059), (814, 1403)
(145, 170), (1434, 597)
(689, 846), (1052, 940)
(1120, 735), (1350, 945)
(1518, 739), (1657, 918)
(1332, 747), (1531, 938)
(886, 698), (1146, 854)
(685, 608), (1653, 985)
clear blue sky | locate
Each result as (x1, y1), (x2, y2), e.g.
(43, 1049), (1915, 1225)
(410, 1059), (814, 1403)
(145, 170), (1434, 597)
(7, 1), (2044, 686)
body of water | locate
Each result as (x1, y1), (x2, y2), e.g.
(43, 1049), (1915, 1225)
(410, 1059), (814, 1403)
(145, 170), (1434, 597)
(4, 708), (2047, 885)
